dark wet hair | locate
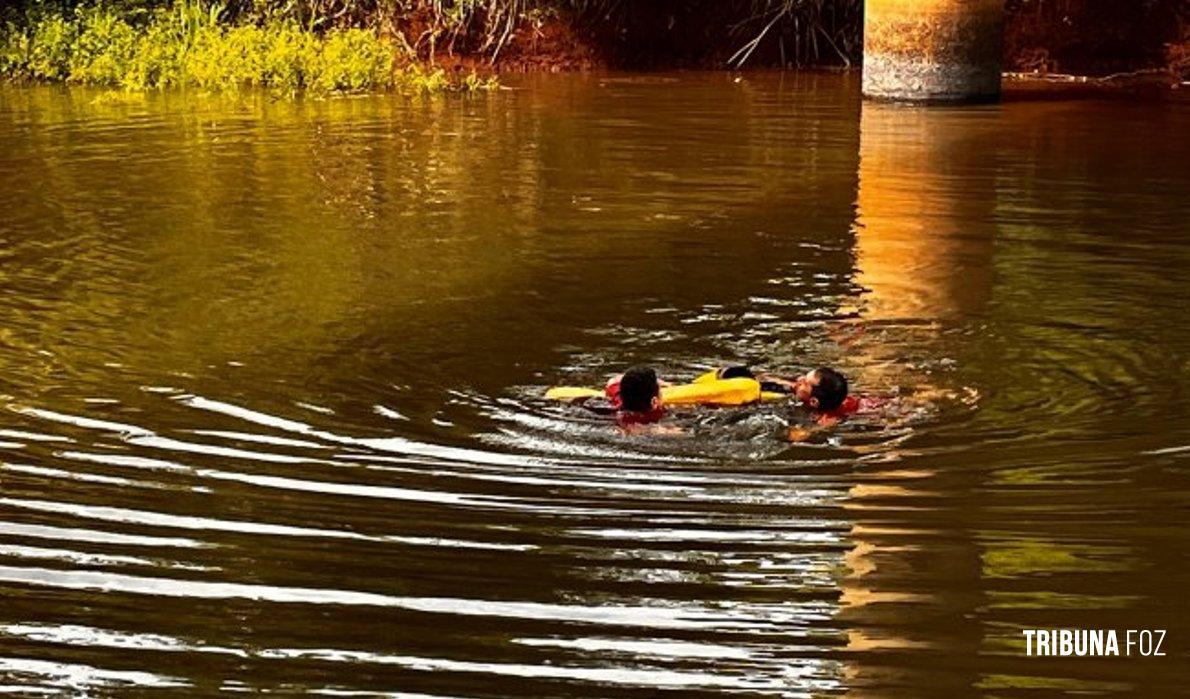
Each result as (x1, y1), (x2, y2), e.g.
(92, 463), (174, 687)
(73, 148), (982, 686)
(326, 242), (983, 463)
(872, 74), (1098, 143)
(812, 367), (849, 411)
(620, 366), (660, 413)
(718, 365), (754, 380)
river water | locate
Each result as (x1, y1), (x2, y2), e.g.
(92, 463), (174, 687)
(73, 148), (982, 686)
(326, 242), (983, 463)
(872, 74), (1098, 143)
(0, 74), (1187, 697)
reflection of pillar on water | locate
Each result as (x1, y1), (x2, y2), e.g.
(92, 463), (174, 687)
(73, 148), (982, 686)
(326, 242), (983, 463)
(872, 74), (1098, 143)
(852, 102), (995, 323)
(837, 101), (998, 695)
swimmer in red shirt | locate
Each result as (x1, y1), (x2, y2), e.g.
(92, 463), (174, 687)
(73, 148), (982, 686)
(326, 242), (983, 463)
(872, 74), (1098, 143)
(758, 366), (888, 440)
(757, 367), (850, 418)
(605, 366), (670, 431)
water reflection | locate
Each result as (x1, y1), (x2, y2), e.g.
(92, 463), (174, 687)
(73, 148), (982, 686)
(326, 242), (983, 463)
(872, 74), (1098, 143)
(841, 102), (1000, 683)
(0, 77), (1188, 696)
(853, 104), (996, 322)
(839, 95), (1190, 697)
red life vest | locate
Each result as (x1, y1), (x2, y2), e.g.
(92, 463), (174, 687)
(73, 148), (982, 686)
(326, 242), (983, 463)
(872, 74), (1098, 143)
(605, 376), (623, 408)
(818, 395), (886, 422)
(828, 395), (861, 417)
(616, 407), (668, 426)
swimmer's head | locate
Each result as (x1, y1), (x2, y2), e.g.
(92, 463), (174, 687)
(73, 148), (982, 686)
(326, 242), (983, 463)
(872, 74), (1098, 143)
(620, 366), (662, 413)
(794, 367), (848, 411)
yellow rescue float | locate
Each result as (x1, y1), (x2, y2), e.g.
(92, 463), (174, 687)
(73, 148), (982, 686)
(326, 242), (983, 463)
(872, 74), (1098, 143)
(545, 371), (788, 406)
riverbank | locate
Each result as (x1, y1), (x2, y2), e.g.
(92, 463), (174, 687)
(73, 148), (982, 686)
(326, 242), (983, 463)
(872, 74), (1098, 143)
(488, 1), (1187, 81)
(0, 3), (493, 92)
(2, 1), (1186, 91)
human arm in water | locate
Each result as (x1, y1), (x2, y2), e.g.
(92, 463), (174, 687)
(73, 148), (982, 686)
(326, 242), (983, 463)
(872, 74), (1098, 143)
(618, 420), (684, 436)
(784, 414), (843, 442)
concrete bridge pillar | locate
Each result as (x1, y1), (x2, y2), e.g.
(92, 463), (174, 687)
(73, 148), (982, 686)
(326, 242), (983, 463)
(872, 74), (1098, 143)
(863, 0), (1004, 102)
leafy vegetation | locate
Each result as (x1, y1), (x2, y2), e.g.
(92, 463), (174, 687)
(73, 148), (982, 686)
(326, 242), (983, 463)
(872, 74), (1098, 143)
(0, 1), (493, 92)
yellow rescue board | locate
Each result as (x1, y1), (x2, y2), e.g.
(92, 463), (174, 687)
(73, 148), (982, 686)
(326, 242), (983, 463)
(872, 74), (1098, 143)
(662, 377), (761, 405)
(545, 378), (789, 405)
(544, 386), (604, 400)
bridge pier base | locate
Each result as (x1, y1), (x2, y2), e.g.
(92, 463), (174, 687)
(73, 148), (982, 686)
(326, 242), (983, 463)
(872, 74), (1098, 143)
(862, 0), (1004, 103)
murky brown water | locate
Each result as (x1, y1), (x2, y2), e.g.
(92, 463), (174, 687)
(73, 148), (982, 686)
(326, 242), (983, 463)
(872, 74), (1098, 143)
(0, 73), (1188, 696)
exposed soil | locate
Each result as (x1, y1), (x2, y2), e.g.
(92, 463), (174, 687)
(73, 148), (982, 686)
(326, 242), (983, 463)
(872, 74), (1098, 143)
(397, 2), (862, 72)
(405, 1), (1188, 82)
(1004, 0), (1188, 78)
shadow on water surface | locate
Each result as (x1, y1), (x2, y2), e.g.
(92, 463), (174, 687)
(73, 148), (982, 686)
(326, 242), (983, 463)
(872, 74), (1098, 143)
(0, 74), (1187, 696)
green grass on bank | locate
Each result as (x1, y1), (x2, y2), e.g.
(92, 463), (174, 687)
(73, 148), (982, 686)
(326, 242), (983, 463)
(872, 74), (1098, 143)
(0, 2), (494, 92)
